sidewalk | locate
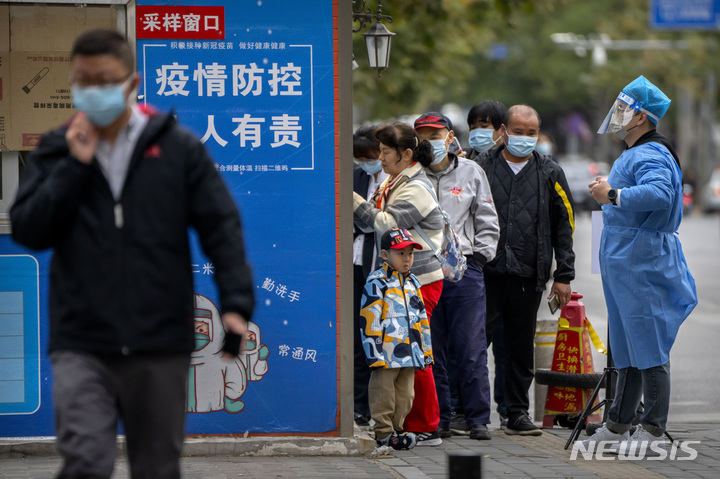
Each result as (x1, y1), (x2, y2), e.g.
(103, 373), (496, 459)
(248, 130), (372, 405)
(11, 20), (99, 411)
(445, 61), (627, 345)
(2, 421), (719, 478)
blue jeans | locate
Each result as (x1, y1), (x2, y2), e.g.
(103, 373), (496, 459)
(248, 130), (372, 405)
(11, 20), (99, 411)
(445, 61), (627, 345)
(606, 361), (671, 436)
(431, 263), (492, 428)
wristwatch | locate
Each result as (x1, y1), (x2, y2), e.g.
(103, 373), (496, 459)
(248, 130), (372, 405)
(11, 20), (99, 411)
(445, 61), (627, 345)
(607, 188), (618, 206)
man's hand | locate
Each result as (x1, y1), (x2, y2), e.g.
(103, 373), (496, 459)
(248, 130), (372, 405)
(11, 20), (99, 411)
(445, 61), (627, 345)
(222, 312), (248, 335)
(588, 176), (612, 204)
(549, 282), (572, 309)
(66, 113), (99, 164)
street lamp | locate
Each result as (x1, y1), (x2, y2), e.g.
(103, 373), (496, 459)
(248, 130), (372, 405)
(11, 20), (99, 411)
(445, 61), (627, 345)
(353, 0), (395, 79)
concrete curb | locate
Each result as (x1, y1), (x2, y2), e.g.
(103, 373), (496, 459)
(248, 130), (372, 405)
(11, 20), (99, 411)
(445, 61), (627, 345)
(0, 428), (377, 459)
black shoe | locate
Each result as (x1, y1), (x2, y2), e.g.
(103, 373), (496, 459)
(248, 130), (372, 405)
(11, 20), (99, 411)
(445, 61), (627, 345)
(438, 427), (452, 439)
(469, 424), (491, 440)
(412, 430), (443, 446)
(388, 432), (417, 450)
(505, 415), (542, 436)
(354, 414), (370, 427)
(449, 412), (470, 436)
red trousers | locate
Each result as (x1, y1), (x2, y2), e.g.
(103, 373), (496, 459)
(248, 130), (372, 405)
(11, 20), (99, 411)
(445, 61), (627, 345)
(403, 279), (443, 433)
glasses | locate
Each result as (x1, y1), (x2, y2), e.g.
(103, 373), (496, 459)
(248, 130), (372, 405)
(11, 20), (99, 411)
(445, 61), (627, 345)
(69, 75), (132, 88)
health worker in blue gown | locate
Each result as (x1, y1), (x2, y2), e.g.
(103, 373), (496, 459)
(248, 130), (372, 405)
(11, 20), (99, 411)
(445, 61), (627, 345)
(582, 76), (697, 451)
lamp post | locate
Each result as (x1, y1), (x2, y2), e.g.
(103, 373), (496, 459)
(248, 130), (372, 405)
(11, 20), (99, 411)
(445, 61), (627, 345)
(353, 0), (395, 80)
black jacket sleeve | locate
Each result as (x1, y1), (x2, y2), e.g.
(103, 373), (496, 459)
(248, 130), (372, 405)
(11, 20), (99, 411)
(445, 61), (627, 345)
(10, 129), (93, 250)
(184, 134), (255, 321)
(548, 165), (576, 284)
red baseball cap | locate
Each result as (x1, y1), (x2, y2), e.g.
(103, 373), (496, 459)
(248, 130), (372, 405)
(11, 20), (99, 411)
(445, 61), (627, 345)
(381, 228), (423, 251)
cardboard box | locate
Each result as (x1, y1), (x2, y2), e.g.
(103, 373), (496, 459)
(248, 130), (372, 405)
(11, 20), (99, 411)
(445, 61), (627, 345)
(10, 5), (120, 52)
(0, 6), (9, 52)
(8, 52), (74, 151)
(0, 52), (9, 151)
(4, 5), (120, 150)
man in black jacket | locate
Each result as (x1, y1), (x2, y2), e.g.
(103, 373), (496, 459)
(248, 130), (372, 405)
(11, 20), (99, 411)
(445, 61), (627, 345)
(10, 29), (254, 478)
(474, 105), (575, 436)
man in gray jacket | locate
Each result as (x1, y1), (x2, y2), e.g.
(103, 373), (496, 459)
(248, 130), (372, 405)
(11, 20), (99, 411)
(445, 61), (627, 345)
(414, 112), (500, 440)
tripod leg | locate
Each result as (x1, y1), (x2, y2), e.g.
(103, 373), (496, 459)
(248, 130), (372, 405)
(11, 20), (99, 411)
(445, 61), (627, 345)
(564, 368), (610, 450)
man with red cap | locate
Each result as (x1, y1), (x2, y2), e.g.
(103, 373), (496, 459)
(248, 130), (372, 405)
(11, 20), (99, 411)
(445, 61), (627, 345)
(414, 112), (499, 440)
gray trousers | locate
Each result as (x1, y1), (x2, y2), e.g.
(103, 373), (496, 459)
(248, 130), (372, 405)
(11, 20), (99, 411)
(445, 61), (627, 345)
(51, 351), (190, 479)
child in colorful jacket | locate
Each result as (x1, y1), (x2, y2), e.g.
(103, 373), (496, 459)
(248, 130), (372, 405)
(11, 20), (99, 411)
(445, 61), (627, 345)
(360, 227), (433, 450)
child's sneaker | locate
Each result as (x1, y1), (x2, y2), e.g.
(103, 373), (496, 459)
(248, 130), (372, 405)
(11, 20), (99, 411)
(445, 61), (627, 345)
(376, 433), (392, 448)
(388, 432), (417, 450)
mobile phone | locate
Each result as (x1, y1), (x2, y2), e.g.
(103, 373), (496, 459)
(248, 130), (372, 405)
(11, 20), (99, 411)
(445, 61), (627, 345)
(548, 293), (560, 315)
(222, 332), (243, 356)
(450, 137), (462, 154)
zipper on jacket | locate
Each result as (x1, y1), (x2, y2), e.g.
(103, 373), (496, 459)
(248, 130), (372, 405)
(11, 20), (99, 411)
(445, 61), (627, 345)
(114, 203), (124, 229)
(399, 273), (419, 369)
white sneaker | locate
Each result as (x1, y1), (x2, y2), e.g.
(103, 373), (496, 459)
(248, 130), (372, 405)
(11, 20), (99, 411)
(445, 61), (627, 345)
(618, 424), (669, 458)
(575, 424), (629, 454)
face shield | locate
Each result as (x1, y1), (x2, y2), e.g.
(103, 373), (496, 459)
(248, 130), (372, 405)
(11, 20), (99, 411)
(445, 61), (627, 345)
(597, 92), (660, 135)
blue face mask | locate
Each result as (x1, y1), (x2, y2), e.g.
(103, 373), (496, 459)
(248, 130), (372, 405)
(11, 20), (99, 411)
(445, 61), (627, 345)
(535, 142), (552, 156)
(468, 128), (497, 153)
(429, 132), (450, 165)
(354, 158), (383, 175)
(72, 79), (130, 127)
(506, 134), (538, 158)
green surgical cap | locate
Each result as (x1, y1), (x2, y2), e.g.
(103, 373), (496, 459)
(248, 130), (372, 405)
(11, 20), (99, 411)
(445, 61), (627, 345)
(621, 75), (671, 125)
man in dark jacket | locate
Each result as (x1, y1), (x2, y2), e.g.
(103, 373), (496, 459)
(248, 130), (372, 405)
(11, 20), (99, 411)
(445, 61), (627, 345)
(474, 105), (575, 436)
(10, 29), (254, 478)
(352, 125), (387, 426)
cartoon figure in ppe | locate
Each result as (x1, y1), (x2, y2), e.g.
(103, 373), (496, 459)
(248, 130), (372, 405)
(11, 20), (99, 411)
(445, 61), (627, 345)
(579, 76), (698, 454)
(188, 294), (269, 413)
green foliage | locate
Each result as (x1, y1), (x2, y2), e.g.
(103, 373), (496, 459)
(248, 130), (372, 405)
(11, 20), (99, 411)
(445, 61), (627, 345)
(352, 0), (720, 129)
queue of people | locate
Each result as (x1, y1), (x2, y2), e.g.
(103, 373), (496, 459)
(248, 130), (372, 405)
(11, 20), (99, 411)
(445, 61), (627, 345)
(353, 101), (577, 448)
(355, 75), (695, 456)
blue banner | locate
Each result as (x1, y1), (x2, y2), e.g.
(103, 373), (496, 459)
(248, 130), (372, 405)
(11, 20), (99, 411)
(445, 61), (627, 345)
(137, 0), (338, 434)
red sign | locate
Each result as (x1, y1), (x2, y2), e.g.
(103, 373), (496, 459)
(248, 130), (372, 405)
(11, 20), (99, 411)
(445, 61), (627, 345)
(136, 6), (225, 40)
(544, 327), (600, 416)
